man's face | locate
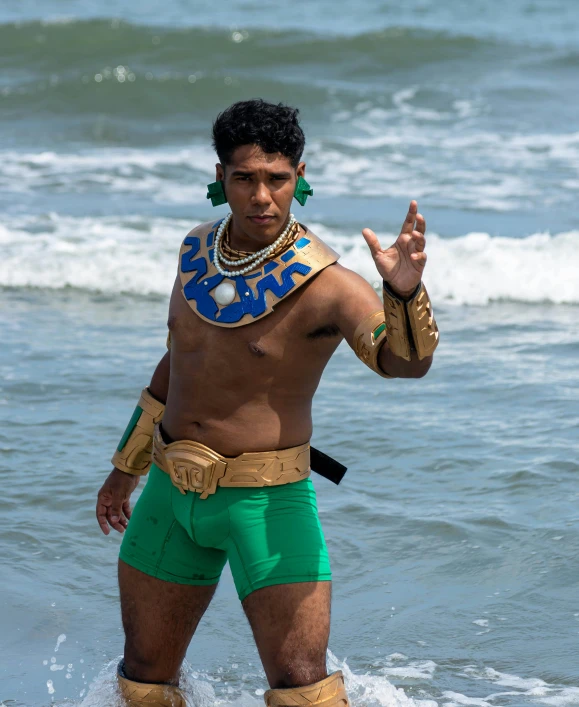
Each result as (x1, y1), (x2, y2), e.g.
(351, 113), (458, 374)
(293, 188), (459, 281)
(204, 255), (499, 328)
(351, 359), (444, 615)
(216, 145), (305, 241)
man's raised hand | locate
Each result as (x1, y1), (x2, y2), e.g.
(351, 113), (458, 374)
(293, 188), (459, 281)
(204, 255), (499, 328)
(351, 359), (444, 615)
(362, 200), (427, 299)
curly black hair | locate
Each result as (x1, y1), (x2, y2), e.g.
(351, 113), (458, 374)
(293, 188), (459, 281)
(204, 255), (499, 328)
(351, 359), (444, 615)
(212, 99), (306, 168)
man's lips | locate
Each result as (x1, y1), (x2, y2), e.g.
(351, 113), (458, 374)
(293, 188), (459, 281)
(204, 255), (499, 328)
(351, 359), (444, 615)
(248, 215), (275, 224)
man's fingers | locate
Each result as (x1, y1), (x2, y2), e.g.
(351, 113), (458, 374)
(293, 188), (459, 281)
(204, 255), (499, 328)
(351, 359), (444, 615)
(415, 212), (426, 235)
(108, 499), (126, 533)
(401, 200), (418, 234)
(123, 499), (133, 520)
(362, 228), (382, 258)
(96, 500), (111, 536)
(412, 230), (426, 252)
(411, 251), (427, 267)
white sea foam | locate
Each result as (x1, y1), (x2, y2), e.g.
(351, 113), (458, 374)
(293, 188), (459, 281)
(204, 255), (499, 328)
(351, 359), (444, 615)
(0, 146), (213, 204)
(441, 692), (492, 707)
(1, 123), (579, 210)
(1, 214), (578, 305)
(50, 652), (579, 707)
(66, 653), (438, 707)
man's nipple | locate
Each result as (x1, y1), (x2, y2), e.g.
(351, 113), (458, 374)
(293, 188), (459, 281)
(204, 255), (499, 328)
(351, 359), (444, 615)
(248, 340), (266, 357)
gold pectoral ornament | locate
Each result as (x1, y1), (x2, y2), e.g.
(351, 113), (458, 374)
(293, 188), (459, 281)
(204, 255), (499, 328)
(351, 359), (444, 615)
(111, 388), (165, 476)
(179, 218), (339, 328)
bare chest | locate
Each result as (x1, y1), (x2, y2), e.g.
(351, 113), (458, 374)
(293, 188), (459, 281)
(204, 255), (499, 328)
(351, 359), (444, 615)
(168, 276), (340, 372)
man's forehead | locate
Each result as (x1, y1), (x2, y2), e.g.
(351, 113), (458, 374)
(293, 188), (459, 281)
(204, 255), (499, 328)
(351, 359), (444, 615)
(227, 145), (293, 171)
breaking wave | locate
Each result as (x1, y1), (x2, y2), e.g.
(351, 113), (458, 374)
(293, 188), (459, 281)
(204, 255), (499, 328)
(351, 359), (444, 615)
(1, 214), (577, 306)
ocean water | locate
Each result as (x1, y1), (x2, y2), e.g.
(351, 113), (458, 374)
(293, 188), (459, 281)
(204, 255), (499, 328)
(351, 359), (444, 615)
(1, 0), (579, 705)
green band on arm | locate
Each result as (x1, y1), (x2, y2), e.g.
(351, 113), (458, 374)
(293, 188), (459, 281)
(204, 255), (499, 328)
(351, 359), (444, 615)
(117, 405), (143, 452)
(373, 322), (386, 340)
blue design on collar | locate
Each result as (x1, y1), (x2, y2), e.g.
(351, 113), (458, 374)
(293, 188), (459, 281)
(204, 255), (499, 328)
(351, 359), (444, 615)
(181, 226), (314, 325)
(206, 220), (222, 247)
(181, 236), (201, 272)
(215, 262), (312, 323)
(295, 237), (310, 249)
(181, 237), (224, 320)
(281, 250), (295, 262)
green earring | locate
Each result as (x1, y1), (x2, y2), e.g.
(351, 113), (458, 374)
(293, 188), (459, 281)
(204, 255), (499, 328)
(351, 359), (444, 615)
(206, 180), (227, 207)
(294, 176), (313, 206)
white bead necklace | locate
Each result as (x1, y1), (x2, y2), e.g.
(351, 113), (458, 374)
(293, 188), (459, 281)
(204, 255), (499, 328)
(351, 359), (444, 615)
(213, 213), (297, 277)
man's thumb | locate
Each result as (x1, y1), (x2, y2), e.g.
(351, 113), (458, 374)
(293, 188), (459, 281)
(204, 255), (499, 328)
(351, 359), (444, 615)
(362, 227), (382, 258)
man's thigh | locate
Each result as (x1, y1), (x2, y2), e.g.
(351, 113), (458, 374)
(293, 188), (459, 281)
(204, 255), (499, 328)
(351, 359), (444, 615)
(117, 467), (227, 684)
(119, 560), (217, 685)
(225, 478), (332, 602)
(242, 581), (331, 689)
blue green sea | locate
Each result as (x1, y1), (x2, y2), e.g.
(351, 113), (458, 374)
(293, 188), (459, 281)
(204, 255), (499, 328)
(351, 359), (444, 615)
(1, 1), (579, 705)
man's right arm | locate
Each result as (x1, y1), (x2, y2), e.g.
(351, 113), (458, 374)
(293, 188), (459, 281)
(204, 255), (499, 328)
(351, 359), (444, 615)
(148, 351), (170, 405)
(96, 351), (170, 536)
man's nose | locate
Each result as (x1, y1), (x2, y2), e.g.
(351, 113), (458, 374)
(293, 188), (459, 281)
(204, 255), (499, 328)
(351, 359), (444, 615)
(252, 181), (271, 205)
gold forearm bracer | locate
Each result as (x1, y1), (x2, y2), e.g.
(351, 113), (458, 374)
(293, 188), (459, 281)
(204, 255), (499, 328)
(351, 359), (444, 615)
(383, 281), (439, 361)
(111, 388), (165, 476)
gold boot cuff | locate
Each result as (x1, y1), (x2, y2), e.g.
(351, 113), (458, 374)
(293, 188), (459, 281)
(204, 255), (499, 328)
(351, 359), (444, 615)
(111, 387), (166, 476)
(117, 673), (186, 706)
(264, 671), (349, 706)
(383, 281), (439, 361)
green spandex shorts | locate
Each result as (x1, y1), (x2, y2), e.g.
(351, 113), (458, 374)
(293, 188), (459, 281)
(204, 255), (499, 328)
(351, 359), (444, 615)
(119, 463), (332, 601)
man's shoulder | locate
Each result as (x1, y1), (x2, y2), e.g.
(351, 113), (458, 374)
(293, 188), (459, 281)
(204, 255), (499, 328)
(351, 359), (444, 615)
(184, 219), (221, 240)
(316, 260), (370, 292)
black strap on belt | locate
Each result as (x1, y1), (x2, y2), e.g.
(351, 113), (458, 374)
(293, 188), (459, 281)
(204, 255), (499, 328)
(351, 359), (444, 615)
(310, 446), (347, 485)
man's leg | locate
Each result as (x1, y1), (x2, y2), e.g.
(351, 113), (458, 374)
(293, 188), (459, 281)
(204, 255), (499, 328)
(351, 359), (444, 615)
(242, 581), (330, 688)
(225, 478), (346, 703)
(119, 559), (217, 685)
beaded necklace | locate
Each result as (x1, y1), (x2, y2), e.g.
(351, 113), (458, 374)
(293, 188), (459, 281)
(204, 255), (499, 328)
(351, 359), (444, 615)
(213, 213), (299, 278)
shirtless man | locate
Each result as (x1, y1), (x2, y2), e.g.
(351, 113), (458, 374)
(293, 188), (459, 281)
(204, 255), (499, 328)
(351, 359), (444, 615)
(96, 99), (439, 707)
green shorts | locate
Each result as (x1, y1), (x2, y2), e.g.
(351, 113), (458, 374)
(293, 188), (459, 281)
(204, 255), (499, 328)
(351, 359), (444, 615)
(119, 464), (332, 601)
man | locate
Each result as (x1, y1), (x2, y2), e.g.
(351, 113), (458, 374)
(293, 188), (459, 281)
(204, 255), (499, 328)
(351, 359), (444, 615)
(96, 99), (439, 707)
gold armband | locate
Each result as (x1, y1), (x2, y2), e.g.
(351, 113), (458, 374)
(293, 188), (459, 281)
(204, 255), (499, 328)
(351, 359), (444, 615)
(111, 388), (165, 476)
(383, 281), (439, 361)
(352, 310), (392, 378)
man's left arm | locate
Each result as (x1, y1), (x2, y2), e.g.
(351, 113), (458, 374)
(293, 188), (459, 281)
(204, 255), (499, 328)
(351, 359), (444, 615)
(333, 200), (439, 379)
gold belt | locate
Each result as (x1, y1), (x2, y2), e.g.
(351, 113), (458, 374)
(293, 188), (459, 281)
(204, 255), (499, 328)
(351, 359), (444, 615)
(151, 425), (310, 499)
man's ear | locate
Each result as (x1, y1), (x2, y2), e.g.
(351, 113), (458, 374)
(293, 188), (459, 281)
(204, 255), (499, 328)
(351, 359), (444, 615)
(216, 163), (225, 181)
(296, 161), (306, 179)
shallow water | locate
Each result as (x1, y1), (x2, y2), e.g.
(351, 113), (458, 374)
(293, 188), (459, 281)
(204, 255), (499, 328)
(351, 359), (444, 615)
(1, 0), (579, 704)
(2, 292), (578, 705)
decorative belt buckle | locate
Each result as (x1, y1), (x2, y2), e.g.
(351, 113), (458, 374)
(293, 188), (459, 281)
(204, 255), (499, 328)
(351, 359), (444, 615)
(165, 449), (227, 499)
